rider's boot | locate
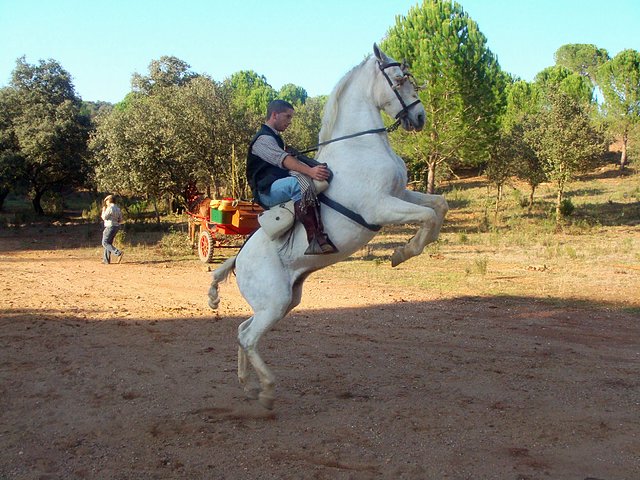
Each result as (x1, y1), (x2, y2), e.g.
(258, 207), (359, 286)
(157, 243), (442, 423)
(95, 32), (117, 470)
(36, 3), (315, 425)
(294, 201), (338, 255)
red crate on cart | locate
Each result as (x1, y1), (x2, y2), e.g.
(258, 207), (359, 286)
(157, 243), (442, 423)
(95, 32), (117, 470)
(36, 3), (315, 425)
(232, 201), (261, 231)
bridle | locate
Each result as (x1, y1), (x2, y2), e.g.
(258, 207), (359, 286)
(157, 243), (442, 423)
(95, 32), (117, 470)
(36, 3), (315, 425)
(377, 60), (422, 125)
(298, 59), (422, 155)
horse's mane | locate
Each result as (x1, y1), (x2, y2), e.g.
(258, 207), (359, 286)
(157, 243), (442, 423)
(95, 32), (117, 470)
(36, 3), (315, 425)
(318, 55), (373, 145)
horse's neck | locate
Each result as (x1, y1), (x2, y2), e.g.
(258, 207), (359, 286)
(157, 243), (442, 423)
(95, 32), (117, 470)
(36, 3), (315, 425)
(319, 60), (385, 142)
(320, 89), (396, 170)
(318, 66), (407, 195)
(330, 86), (383, 139)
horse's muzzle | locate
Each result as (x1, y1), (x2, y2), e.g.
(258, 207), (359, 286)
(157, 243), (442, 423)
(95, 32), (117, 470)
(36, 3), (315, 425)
(404, 111), (425, 132)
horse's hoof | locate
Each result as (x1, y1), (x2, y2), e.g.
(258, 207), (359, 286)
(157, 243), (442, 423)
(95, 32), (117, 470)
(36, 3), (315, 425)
(258, 393), (275, 410)
(391, 249), (404, 267)
(244, 386), (260, 400)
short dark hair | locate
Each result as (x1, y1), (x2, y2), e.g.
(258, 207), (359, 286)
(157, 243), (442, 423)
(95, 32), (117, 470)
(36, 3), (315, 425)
(267, 99), (294, 120)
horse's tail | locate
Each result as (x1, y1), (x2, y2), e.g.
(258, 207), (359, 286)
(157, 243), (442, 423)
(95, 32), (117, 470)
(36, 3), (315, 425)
(207, 256), (237, 310)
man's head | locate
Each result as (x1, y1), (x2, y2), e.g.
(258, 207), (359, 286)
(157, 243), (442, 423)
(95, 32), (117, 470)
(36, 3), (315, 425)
(266, 99), (294, 132)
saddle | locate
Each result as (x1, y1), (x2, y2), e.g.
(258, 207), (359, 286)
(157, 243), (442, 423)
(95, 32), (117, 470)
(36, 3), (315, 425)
(258, 180), (329, 240)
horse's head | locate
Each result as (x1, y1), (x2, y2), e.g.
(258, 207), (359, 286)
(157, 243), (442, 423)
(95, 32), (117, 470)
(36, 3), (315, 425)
(373, 44), (425, 132)
(185, 181), (199, 202)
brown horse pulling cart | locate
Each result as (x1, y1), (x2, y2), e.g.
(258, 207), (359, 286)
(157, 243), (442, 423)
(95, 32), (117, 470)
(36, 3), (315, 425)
(186, 198), (263, 263)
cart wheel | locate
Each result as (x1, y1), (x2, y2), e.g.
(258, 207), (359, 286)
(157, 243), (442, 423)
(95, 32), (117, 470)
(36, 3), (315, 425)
(198, 230), (215, 263)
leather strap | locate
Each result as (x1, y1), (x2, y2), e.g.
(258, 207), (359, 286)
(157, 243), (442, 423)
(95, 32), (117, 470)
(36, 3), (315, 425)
(318, 193), (381, 232)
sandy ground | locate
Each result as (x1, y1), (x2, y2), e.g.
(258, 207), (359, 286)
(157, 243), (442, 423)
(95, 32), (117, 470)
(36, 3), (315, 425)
(1, 223), (639, 480)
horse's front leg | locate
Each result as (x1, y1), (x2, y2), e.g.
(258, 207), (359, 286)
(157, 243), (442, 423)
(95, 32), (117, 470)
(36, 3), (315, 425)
(395, 190), (448, 264)
(369, 191), (448, 267)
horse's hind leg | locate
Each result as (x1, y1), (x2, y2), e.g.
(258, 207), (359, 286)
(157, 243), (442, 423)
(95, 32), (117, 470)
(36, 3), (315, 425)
(243, 343), (277, 409)
(238, 312), (283, 409)
(237, 318), (260, 399)
(234, 240), (309, 409)
(237, 274), (308, 406)
(236, 281), (293, 409)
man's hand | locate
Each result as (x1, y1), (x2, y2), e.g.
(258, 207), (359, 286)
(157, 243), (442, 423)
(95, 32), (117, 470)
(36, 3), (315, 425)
(283, 155), (331, 181)
(309, 164), (331, 181)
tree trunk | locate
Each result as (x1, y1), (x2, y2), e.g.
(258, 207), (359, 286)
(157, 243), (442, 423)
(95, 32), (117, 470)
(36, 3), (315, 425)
(32, 190), (45, 216)
(494, 184), (502, 225)
(555, 188), (563, 223)
(152, 197), (160, 224)
(0, 189), (8, 212)
(620, 133), (628, 171)
(426, 161), (437, 194)
(528, 185), (536, 213)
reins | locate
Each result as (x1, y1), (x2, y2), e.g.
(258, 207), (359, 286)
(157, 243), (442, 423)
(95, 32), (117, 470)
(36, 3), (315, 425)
(297, 122), (400, 155)
(298, 60), (419, 155)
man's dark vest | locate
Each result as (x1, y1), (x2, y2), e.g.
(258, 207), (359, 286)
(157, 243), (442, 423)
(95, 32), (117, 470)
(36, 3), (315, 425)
(246, 124), (290, 203)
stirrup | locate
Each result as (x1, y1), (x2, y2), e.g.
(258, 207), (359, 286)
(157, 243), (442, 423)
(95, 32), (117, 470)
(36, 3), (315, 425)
(304, 235), (338, 255)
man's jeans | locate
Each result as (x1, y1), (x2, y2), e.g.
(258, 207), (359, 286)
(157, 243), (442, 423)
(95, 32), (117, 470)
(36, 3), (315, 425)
(258, 177), (302, 207)
(102, 225), (121, 263)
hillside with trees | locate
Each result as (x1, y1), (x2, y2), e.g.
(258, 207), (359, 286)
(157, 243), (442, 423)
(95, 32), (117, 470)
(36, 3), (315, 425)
(0, 0), (637, 226)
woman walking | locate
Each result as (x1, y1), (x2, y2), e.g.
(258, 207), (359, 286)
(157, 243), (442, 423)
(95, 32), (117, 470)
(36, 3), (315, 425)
(101, 195), (124, 264)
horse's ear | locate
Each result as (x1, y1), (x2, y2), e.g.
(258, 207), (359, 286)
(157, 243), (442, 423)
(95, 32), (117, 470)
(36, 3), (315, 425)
(373, 43), (386, 63)
(373, 43), (381, 60)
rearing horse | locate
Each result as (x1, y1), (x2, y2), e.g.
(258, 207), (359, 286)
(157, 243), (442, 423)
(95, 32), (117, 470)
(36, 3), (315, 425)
(209, 44), (448, 409)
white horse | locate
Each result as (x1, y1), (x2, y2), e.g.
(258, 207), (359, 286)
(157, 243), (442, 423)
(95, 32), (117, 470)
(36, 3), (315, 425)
(209, 44), (448, 409)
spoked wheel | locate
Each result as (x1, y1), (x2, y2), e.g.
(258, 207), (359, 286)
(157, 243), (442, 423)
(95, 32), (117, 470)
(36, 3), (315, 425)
(198, 230), (215, 263)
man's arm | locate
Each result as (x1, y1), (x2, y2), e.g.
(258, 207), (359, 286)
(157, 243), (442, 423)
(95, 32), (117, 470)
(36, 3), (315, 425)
(252, 135), (330, 181)
(282, 155), (331, 182)
(251, 135), (288, 167)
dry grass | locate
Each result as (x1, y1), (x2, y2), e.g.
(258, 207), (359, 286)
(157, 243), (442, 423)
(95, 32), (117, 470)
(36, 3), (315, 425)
(329, 165), (640, 311)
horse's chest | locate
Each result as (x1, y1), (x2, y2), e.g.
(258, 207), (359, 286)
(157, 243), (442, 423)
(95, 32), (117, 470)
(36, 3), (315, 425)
(380, 156), (408, 192)
(335, 160), (406, 193)
(391, 163), (408, 191)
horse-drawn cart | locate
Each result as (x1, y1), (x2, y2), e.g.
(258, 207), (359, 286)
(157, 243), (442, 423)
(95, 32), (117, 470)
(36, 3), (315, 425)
(187, 198), (263, 263)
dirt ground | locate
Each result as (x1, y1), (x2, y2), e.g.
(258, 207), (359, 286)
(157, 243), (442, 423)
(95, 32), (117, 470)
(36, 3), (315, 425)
(1, 223), (639, 480)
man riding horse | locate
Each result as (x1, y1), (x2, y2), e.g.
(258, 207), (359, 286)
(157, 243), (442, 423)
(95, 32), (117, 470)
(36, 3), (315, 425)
(246, 99), (338, 255)
(210, 45), (448, 410)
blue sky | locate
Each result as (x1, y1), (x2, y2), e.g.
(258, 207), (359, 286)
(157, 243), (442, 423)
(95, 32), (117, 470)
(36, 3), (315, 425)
(1, 0), (638, 103)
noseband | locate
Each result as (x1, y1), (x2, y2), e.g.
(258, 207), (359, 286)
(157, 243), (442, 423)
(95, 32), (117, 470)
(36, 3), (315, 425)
(377, 61), (422, 123)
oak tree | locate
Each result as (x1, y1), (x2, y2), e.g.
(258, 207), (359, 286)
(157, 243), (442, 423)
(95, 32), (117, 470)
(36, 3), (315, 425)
(524, 90), (605, 221)
(6, 57), (90, 214)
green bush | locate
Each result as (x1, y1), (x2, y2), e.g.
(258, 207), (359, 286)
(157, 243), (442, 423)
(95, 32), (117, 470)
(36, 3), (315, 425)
(41, 191), (64, 215)
(474, 256), (488, 275)
(114, 229), (127, 248)
(559, 198), (575, 217)
(82, 200), (102, 222)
